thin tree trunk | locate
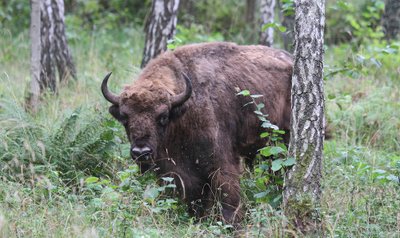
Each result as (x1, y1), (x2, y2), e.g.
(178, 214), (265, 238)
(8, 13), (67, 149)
(382, 0), (400, 41)
(259, 0), (276, 46)
(52, 0), (77, 82)
(277, 0), (295, 52)
(27, 0), (42, 112)
(141, 0), (180, 68)
(41, 0), (57, 92)
(246, 0), (257, 42)
(246, 0), (256, 23)
(283, 0), (326, 234)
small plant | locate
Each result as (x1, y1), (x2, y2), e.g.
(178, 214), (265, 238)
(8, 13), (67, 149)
(237, 90), (295, 206)
(83, 165), (180, 221)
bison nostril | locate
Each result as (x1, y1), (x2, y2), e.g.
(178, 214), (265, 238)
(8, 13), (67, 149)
(131, 146), (152, 159)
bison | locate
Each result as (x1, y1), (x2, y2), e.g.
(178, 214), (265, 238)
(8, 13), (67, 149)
(101, 42), (293, 225)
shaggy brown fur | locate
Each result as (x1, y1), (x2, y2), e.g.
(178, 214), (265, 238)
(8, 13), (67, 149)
(102, 42), (293, 226)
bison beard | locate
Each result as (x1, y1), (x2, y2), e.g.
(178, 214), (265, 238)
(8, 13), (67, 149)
(101, 42), (293, 227)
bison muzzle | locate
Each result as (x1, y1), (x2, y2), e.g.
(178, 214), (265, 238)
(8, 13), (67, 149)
(101, 42), (293, 226)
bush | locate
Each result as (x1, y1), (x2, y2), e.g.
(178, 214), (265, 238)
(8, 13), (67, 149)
(0, 99), (125, 184)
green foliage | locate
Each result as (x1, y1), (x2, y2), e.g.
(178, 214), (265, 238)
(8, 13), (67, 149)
(0, 99), (122, 184)
(0, 0), (30, 32)
(326, 0), (385, 45)
(261, 22), (287, 33)
(237, 90), (295, 207)
(280, 0), (295, 17)
(65, 0), (151, 30)
(167, 24), (224, 50)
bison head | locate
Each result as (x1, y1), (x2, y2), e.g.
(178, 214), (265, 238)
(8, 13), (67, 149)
(101, 72), (192, 172)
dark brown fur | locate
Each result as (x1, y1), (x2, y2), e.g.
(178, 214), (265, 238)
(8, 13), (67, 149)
(104, 42), (293, 225)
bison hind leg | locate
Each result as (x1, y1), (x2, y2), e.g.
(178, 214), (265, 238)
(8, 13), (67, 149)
(209, 169), (244, 228)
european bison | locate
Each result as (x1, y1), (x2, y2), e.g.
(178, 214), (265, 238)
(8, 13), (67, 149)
(101, 42), (293, 225)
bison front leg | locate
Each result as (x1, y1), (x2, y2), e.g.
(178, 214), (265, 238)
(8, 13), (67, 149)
(210, 169), (243, 226)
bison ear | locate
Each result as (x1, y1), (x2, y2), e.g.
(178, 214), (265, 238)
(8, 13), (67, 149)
(109, 105), (123, 120)
(169, 104), (187, 121)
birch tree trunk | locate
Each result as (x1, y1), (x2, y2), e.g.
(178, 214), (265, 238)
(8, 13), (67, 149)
(283, 0), (326, 234)
(382, 0), (400, 41)
(141, 0), (180, 68)
(52, 0), (77, 82)
(259, 0), (276, 46)
(41, 0), (57, 91)
(26, 0), (76, 111)
(27, 0), (42, 112)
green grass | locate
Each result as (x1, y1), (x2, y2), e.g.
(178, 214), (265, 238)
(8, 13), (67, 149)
(1, 25), (399, 237)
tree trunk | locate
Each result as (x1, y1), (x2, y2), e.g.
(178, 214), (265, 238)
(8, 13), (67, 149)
(245, 0), (257, 42)
(26, 0), (76, 111)
(277, 0), (295, 52)
(283, 0), (325, 234)
(246, 0), (256, 23)
(259, 0), (276, 46)
(382, 0), (400, 41)
(141, 0), (180, 68)
(52, 0), (77, 82)
(27, 0), (42, 112)
(41, 0), (57, 92)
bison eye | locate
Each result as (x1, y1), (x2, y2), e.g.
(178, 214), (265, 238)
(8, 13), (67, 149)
(158, 114), (169, 126)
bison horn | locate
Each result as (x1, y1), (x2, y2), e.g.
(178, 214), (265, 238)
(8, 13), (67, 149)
(171, 73), (192, 108)
(101, 72), (120, 105)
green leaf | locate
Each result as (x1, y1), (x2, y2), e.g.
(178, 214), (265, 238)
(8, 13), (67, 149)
(254, 191), (268, 199)
(271, 159), (283, 171)
(259, 147), (271, 157)
(262, 22), (287, 33)
(85, 176), (99, 184)
(143, 186), (159, 202)
(256, 103), (265, 110)
(261, 121), (278, 130)
(270, 146), (285, 155)
(237, 90), (250, 96)
(166, 184), (177, 188)
(161, 177), (174, 183)
(260, 132), (270, 138)
(262, 22), (275, 31)
(283, 157), (296, 166)
(277, 25), (287, 32)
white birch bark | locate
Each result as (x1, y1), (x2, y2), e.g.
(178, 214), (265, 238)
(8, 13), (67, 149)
(141, 0), (180, 68)
(283, 0), (326, 234)
(41, 0), (57, 91)
(259, 0), (276, 46)
(26, 0), (76, 111)
(52, 0), (77, 82)
(27, 0), (42, 112)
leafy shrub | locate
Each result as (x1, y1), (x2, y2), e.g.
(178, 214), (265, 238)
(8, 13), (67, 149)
(326, 0), (385, 45)
(0, 0), (30, 32)
(237, 90), (295, 207)
(0, 99), (124, 184)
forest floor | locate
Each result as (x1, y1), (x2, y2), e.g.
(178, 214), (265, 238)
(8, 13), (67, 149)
(0, 28), (399, 237)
